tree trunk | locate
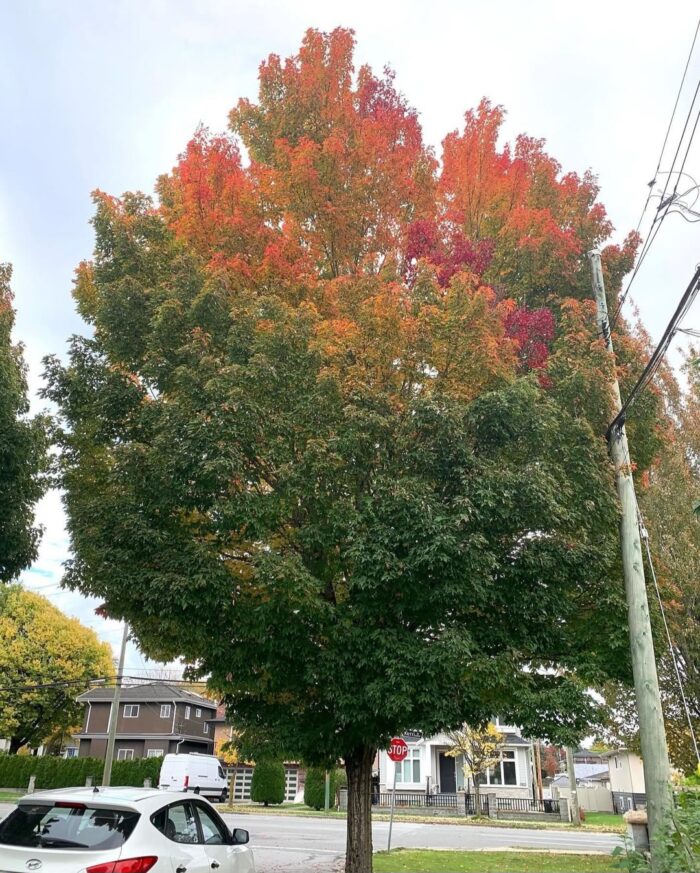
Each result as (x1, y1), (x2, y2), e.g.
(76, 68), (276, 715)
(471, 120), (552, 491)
(9, 737), (23, 755)
(344, 743), (375, 873)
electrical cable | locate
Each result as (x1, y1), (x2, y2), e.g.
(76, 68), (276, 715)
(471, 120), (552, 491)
(633, 19), (700, 236)
(608, 264), (700, 436)
(618, 442), (700, 767)
(611, 21), (700, 331)
(640, 519), (700, 766)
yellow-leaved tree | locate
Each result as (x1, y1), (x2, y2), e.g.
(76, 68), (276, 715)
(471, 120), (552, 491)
(446, 722), (504, 815)
(0, 586), (114, 753)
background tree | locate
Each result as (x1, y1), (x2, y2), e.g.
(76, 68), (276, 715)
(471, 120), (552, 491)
(600, 349), (700, 775)
(0, 263), (48, 582)
(446, 722), (504, 814)
(542, 743), (561, 779)
(45, 29), (646, 873)
(0, 586), (114, 752)
(304, 766), (346, 810)
(250, 759), (285, 806)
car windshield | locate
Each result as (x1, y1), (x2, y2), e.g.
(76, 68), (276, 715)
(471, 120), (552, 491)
(0, 803), (140, 850)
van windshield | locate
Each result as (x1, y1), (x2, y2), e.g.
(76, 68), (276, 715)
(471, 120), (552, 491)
(0, 803), (139, 850)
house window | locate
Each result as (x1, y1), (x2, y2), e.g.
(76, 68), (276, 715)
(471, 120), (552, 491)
(185, 706), (191, 719)
(147, 748), (164, 758)
(395, 748), (421, 783)
(203, 723), (209, 734)
(123, 705), (140, 718)
(117, 749), (134, 761)
(160, 704), (171, 718)
(476, 751), (517, 786)
(195, 708), (202, 718)
(64, 747), (78, 758)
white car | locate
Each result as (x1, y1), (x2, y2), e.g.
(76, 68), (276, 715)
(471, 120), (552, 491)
(0, 786), (255, 873)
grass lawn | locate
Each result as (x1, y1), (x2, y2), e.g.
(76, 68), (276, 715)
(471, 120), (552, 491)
(373, 849), (618, 872)
(0, 791), (22, 802)
(582, 812), (625, 830)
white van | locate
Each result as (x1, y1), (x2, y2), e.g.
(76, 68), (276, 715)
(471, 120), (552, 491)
(158, 753), (228, 802)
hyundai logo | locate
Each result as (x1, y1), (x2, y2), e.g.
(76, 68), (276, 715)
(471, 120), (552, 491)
(26, 861), (42, 870)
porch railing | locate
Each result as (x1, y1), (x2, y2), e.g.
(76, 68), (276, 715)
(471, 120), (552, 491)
(371, 792), (459, 809)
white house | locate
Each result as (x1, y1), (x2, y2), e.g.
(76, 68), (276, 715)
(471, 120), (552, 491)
(377, 719), (534, 801)
(600, 748), (646, 812)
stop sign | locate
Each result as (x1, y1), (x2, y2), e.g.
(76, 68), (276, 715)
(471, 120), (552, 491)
(388, 737), (408, 762)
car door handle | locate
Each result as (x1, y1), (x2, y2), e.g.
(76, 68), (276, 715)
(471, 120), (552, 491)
(176, 867), (187, 873)
(211, 864), (220, 870)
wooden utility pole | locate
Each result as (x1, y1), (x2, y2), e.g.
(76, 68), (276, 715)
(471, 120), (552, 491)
(103, 622), (128, 788)
(534, 742), (544, 803)
(565, 746), (581, 825)
(588, 250), (672, 864)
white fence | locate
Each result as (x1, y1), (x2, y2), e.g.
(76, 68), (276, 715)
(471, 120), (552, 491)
(553, 784), (614, 813)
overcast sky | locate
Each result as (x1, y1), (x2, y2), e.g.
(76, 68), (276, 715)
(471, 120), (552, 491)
(2, 0), (700, 672)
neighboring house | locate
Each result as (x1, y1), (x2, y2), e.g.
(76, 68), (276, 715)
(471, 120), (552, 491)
(573, 748), (607, 766)
(551, 762), (611, 790)
(377, 720), (534, 801)
(601, 748), (646, 812)
(75, 683), (216, 761)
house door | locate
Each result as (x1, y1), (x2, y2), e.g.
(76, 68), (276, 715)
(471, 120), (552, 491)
(438, 752), (456, 793)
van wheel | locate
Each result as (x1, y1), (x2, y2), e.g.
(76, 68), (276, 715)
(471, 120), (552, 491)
(219, 790), (227, 803)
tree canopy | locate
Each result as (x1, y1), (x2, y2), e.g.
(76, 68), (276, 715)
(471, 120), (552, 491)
(0, 585), (114, 753)
(44, 28), (651, 872)
(0, 263), (48, 583)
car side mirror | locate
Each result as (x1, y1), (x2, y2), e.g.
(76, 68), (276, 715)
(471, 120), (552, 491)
(231, 828), (249, 845)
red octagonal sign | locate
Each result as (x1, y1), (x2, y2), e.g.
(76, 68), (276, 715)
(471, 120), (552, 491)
(387, 737), (408, 762)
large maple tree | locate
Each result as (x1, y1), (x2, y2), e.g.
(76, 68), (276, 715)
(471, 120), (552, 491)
(0, 263), (47, 583)
(45, 29), (644, 872)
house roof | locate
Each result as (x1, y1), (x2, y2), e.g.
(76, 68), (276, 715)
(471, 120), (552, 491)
(552, 763), (610, 785)
(503, 733), (529, 747)
(77, 683), (217, 708)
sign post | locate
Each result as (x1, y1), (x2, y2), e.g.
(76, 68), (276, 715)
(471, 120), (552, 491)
(387, 737), (408, 852)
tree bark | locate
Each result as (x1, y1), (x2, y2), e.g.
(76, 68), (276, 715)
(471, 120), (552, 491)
(345, 743), (376, 873)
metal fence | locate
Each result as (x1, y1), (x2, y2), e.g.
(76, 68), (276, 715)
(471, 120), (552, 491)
(464, 794), (488, 815)
(371, 792), (459, 810)
(495, 797), (560, 814)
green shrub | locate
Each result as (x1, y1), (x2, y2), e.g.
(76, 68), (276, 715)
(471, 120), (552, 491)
(304, 765), (345, 809)
(250, 760), (285, 806)
(0, 754), (161, 790)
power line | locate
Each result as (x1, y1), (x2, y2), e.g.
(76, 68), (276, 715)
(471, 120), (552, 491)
(608, 263), (700, 436)
(0, 675), (210, 694)
(620, 441), (700, 767)
(640, 521), (700, 766)
(633, 19), (700, 236)
(611, 20), (700, 331)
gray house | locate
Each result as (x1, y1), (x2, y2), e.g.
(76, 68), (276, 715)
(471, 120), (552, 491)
(75, 683), (217, 761)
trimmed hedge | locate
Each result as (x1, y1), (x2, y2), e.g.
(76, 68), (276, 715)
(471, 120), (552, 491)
(304, 766), (346, 809)
(0, 754), (162, 790)
(250, 759), (285, 806)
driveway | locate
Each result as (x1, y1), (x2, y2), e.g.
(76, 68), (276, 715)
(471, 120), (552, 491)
(0, 803), (622, 873)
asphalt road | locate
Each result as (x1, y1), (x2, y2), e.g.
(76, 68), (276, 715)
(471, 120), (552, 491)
(220, 812), (623, 872)
(0, 803), (623, 873)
